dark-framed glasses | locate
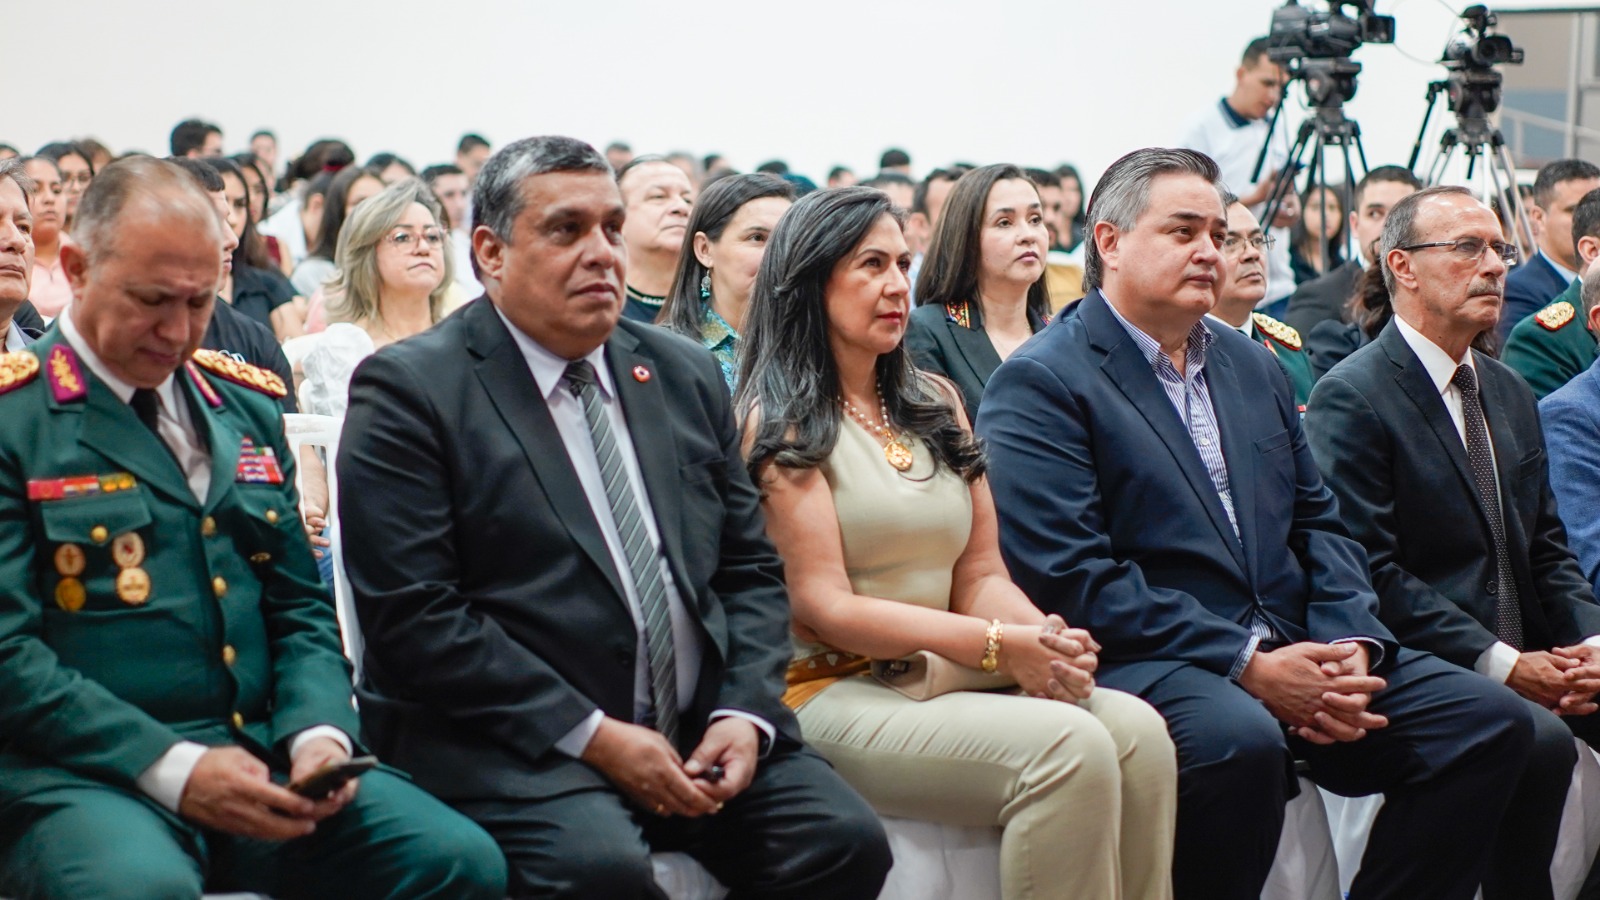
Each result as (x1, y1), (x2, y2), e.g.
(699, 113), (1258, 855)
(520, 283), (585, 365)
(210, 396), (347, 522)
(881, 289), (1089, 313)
(1221, 234), (1275, 256)
(384, 227), (446, 250)
(1398, 237), (1519, 267)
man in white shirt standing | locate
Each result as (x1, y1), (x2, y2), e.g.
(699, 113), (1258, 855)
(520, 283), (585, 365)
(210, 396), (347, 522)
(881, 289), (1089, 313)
(1179, 36), (1301, 317)
(1307, 185), (1600, 900)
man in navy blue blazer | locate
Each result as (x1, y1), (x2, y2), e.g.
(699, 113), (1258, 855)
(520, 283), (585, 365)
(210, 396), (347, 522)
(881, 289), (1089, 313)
(1544, 271), (1600, 600)
(1502, 160), (1600, 341)
(979, 148), (1534, 900)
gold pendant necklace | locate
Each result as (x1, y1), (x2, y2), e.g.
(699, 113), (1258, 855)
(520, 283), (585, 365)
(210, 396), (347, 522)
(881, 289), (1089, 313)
(842, 391), (915, 472)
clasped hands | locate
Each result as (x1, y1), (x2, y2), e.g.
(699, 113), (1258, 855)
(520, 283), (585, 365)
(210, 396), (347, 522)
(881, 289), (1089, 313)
(1240, 642), (1389, 745)
(1007, 613), (1100, 703)
(177, 736), (358, 841)
(582, 716), (759, 818)
(1508, 644), (1600, 715)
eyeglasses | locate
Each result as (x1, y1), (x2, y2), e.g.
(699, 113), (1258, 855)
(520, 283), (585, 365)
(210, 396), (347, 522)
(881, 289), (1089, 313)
(61, 173), (92, 189)
(1397, 237), (1518, 267)
(1221, 234), (1275, 255)
(384, 228), (445, 250)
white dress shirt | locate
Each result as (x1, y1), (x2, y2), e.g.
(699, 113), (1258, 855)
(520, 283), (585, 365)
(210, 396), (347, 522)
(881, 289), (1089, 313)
(58, 311), (350, 810)
(1394, 315), (1600, 682)
(495, 308), (773, 756)
(5, 320), (26, 351)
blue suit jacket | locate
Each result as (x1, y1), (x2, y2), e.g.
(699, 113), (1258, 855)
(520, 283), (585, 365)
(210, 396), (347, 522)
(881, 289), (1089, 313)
(977, 290), (1395, 695)
(1542, 357), (1600, 599)
(1502, 252), (1570, 341)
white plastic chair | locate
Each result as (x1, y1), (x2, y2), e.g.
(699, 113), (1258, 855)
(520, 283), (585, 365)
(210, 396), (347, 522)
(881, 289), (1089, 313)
(281, 412), (360, 681)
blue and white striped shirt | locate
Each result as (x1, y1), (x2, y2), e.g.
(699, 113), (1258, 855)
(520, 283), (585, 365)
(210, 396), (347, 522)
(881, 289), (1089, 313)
(1105, 300), (1275, 679)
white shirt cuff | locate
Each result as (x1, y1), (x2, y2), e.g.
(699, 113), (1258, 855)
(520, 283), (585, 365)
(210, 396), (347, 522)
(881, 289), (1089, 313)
(1330, 636), (1386, 670)
(1583, 635), (1600, 651)
(709, 709), (777, 758)
(289, 725), (353, 760)
(1475, 641), (1521, 684)
(135, 740), (209, 813)
(554, 709), (606, 758)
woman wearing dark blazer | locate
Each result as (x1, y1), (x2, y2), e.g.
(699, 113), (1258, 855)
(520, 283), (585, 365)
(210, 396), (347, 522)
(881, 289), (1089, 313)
(905, 164), (1051, 419)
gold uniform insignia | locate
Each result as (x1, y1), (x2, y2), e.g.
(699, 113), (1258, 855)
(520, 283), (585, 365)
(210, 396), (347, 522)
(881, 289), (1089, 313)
(1535, 300), (1576, 331)
(1252, 312), (1303, 351)
(0, 351), (41, 395)
(55, 578), (86, 612)
(191, 349), (288, 399)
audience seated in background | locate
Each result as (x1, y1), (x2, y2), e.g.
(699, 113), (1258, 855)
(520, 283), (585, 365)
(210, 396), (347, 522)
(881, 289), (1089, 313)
(1207, 198), (1314, 407)
(292, 165), (384, 297)
(1543, 265), (1600, 602)
(1503, 186), (1600, 398)
(979, 147), (1535, 900)
(617, 155), (695, 323)
(36, 141), (94, 231)
(1289, 183), (1346, 285)
(739, 185), (1176, 900)
(1504, 159), (1600, 340)
(906, 164), (1051, 420)
(21, 156), (69, 320)
(655, 173), (793, 392)
(205, 156), (305, 341)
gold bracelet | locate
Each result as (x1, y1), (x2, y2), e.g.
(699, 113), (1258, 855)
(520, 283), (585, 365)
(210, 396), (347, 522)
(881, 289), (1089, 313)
(981, 619), (1004, 674)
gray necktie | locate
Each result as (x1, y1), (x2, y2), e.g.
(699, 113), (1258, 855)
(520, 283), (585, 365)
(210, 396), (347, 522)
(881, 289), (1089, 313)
(564, 361), (680, 746)
(1452, 363), (1524, 650)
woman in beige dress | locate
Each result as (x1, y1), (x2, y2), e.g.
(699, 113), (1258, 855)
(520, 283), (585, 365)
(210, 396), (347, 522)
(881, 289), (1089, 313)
(735, 186), (1177, 900)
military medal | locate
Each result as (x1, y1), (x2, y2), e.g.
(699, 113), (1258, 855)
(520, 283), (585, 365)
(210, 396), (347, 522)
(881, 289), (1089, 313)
(111, 533), (146, 568)
(115, 567), (151, 606)
(235, 438), (284, 485)
(54, 544), (86, 577)
(843, 393), (916, 473)
(55, 578), (86, 612)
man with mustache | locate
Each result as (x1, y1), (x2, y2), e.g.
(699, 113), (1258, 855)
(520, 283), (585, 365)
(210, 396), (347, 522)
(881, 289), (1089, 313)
(1208, 196), (1314, 407)
(1306, 185), (1600, 900)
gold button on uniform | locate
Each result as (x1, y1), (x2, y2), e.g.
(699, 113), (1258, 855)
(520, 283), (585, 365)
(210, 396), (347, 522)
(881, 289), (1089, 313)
(222, 645), (237, 666)
(201, 517), (217, 538)
(249, 552), (271, 564)
(264, 509), (279, 525)
(89, 525), (108, 544)
(231, 712), (244, 728)
(212, 577), (227, 598)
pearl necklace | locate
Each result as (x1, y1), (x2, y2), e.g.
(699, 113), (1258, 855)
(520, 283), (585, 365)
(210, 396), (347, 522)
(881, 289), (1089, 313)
(842, 391), (915, 472)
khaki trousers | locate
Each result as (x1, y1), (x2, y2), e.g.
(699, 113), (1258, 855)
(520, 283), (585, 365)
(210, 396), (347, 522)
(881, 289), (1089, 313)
(797, 678), (1176, 900)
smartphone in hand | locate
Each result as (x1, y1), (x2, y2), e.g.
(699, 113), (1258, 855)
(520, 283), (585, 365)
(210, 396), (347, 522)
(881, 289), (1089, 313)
(288, 756), (378, 798)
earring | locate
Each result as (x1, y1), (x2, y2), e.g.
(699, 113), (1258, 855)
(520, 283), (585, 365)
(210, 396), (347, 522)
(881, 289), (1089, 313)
(700, 272), (712, 301)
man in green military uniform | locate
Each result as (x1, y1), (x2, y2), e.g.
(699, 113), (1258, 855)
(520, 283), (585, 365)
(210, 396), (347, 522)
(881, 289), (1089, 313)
(1503, 187), (1600, 398)
(1209, 198), (1316, 406)
(0, 158), (504, 898)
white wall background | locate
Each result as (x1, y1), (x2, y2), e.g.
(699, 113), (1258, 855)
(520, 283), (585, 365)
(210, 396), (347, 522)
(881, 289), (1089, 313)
(9, 0), (1527, 189)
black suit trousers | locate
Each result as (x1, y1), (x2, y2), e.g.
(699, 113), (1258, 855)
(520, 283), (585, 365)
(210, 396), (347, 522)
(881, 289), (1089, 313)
(455, 745), (890, 900)
(1136, 648), (1533, 900)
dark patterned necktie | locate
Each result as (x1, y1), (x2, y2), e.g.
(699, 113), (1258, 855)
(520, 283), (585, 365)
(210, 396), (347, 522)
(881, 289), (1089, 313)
(1452, 363), (1524, 650)
(131, 388), (182, 468)
(563, 361), (680, 746)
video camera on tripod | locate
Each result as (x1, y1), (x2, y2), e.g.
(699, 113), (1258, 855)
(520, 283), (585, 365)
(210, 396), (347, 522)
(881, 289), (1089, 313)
(1407, 6), (1532, 252)
(1253, 1), (1396, 245)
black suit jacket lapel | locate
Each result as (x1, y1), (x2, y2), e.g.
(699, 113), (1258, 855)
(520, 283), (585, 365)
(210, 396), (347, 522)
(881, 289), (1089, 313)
(1379, 324), (1497, 533)
(604, 327), (691, 596)
(464, 302), (630, 607)
(1083, 293), (1250, 576)
(1202, 334), (1258, 581)
(945, 318), (1003, 395)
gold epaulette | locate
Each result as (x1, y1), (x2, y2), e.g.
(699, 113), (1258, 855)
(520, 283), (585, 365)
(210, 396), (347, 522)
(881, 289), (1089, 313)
(0, 351), (41, 396)
(1535, 300), (1577, 331)
(1251, 312), (1303, 351)
(191, 349), (287, 398)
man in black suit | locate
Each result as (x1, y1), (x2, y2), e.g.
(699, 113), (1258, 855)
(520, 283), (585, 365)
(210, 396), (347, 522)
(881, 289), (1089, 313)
(337, 136), (890, 899)
(1503, 159), (1600, 341)
(1283, 165), (1420, 339)
(979, 147), (1534, 900)
(1306, 185), (1600, 900)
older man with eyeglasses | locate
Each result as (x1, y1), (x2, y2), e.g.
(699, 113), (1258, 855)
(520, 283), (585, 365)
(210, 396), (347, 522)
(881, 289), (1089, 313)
(1207, 196), (1315, 407)
(1306, 184), (1600, 900)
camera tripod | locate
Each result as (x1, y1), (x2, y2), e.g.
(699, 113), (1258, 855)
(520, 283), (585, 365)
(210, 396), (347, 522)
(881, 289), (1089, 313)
(1254, 58), (1370, 262)
(1407, 77), (1535, 256)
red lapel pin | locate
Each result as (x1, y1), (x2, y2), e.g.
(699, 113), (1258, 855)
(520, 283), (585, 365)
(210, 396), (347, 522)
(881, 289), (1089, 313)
(632, 365), (651, 383)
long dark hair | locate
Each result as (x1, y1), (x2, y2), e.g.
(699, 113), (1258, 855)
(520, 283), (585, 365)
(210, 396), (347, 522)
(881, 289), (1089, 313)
(1292, 184), (1347, 274)
(202, 156), (275, 273)
(307, 165), (381, 261)
(914, 163), (1050, 323)
(659, 173), (795, 336)
(736, 187), (986, 485)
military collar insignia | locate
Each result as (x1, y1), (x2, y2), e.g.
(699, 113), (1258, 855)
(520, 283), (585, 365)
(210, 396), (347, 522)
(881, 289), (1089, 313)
(0, 350), (41, 396)
(1252, 312), (1303, 351)
(46, 345), (86, 403)
(192, 348), (288, 398)
(1535, 300), (1576, 332)
(185, 361), (223, 407)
